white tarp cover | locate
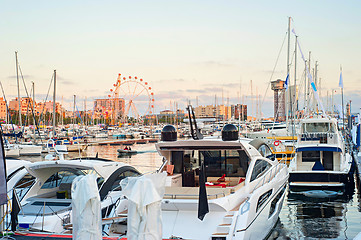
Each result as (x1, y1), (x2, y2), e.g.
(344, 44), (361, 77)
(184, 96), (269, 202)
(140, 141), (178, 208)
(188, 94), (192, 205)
(121, 172), (166, 240)
(71, 174), (102, 240)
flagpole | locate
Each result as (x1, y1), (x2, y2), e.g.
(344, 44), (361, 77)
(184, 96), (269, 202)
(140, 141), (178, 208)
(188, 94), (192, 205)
(340, 66), (345, 140)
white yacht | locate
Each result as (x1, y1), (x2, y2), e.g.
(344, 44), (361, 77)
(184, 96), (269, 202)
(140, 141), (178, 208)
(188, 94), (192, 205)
(8, 142), (42, 156)
(10, 158), (140, 233)
(152, 124), (289, 240)
(288, 116), (354, 194)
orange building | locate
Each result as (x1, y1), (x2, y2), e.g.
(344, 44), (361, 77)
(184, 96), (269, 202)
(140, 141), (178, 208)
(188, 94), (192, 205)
(9, 97), (35, 114)
(0, 97), (7, 120)
(8, 98), (64, 116)
(94, 98), (125, 119)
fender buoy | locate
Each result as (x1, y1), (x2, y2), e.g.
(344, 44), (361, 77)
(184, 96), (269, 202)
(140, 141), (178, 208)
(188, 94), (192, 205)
(274, 140), (280, 146)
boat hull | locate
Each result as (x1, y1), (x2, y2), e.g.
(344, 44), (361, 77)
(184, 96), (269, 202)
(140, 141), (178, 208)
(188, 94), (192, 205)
(289, 171), (353, 192)
(19, 145), (42, 156)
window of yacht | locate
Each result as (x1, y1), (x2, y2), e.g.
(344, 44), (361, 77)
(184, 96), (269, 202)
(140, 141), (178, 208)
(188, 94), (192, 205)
(200, 150), (223, 177)
(250, 159), (271, 182)
(200, 150), (249, 177)
(303, 122), (334, 133)
(184, 150), (200, 172)
(269, 185), (286, 218)
(14, 173), (36, 201)
(41, 169), (85, 189)
(302, 151), (320, 162)
(99, 166), (141, 199)
(171, 149), (249, 186)
(109, 170), (141, 191)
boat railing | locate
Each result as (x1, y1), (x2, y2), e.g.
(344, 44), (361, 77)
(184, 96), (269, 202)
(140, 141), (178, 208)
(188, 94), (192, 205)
(300, 132), (337, 138)
(279, 153), (287, 164)
(252, 163), (284, 193)
(164, 192), (228, 199)
(300, 132), (339, 144)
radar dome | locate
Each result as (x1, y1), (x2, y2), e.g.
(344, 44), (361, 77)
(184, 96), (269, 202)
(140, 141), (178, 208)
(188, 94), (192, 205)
(222, 124), (238, 141)
(161, 125), (177, 141)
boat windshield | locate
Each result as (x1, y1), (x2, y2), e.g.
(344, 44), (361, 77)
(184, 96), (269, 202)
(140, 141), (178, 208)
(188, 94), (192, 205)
(303, 122), (335, 133)
(41, 169), (103, 190)
(171, 149), (249, 187)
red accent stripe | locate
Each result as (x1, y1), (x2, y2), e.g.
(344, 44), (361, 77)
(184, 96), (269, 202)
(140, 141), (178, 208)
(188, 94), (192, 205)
(15, 232), (170, 240)
(14, 233), (125, 239)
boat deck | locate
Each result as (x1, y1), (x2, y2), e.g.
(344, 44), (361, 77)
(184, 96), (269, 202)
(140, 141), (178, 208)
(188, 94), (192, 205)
(164, 181), (245, 199)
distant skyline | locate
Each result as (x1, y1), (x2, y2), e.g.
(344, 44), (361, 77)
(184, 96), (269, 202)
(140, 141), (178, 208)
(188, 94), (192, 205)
(1, 0), (360, 117)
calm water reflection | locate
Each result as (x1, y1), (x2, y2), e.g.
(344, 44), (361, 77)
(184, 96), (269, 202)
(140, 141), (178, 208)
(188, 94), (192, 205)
(27, 142), (361, 239)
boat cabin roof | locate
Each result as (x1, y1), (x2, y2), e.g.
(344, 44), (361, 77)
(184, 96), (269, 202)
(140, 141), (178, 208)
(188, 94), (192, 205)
(157, 139), (246, 150)
(26, 160), (129, 181)
(300, 117), (338, 133)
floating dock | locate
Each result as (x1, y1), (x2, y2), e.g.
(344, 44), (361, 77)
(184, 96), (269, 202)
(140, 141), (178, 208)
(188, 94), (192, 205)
(89, 138), (158, 146)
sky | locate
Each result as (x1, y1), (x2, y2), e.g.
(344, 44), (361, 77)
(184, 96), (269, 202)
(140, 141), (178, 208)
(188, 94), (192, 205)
(1, 0), (361, 118)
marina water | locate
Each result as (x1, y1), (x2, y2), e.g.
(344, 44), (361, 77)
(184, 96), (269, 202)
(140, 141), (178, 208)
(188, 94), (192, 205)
(26, 142), (361, 239)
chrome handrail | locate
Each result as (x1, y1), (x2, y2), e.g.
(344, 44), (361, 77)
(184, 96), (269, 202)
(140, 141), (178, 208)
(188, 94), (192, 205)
(164, 192), (227, 199)
(252, 163), (283, 193)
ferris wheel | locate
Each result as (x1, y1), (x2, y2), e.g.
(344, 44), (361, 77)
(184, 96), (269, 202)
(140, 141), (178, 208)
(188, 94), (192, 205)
(108, 74), (155, 123)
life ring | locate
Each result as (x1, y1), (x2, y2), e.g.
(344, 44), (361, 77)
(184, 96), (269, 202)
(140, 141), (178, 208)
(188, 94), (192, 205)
(274, 140), (280, 146)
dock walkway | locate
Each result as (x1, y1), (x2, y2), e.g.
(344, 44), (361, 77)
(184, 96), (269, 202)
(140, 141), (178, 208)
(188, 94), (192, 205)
(88, 138), (158, 146)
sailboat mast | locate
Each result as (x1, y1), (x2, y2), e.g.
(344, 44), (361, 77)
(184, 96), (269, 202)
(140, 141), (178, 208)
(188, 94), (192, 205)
(308, 52), (311, 113)
(315, 62), (318, 88)
(52, 70), (56, 138)
(73, 95), (76, 132)
(15, 51), (22, 127)
(304, 61), (307, 113)
(250, 80), (253, 121)
(294, 35), (298, 113)
(32, 81), (35, 126)
(286, 17), (291, 126)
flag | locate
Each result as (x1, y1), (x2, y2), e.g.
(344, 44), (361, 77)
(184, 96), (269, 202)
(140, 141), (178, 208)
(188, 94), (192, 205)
(0, 131), (7, 205)
(311, 82), (317, 92)
(295, 38), (327, 115)
(339, 71), (343, 88)
(284, 74), (289, 90)
(11, 189), (20, 231)
(198, 160), (209, 221)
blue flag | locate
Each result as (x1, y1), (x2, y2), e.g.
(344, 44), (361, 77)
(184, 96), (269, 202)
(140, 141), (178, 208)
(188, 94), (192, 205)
(339, 71), (343, 88)
(284, 74), (289, 90)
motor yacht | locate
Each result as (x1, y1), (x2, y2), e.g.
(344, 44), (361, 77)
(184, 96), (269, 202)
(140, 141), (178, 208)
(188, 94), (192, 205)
(9, 158), (140, 233)
(149, 124), (289, 240)
(288, 116), (354, 194)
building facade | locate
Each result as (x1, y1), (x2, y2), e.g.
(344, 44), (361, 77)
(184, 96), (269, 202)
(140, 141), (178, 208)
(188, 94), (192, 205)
(94, 98), (125, 119)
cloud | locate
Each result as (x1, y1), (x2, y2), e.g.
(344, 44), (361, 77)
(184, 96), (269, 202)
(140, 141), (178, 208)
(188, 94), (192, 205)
(57, 75), (76, 85)
(153, 78), (187, 84)
(7, 75), (33, 79)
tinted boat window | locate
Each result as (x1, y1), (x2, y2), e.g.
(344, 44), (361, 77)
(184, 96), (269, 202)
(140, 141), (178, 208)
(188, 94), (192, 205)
(41, 169), (84, 189)
(302, 151), (320, 162)
(200, 150), (249, 177)
(14, 173), (36, 201)
(304, 122), (333, 133)
(250, 159), (271, 181)
(110, 170), (140, 191)
(200, 150), (223, 177)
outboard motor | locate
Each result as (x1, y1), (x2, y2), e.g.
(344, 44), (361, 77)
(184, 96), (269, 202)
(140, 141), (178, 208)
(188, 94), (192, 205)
(161, 125), (177, 141)
(222, 124), (238, 141)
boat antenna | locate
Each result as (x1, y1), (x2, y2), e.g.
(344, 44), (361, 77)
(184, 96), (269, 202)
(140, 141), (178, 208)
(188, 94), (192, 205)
(186, 105), (203, 140)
